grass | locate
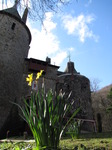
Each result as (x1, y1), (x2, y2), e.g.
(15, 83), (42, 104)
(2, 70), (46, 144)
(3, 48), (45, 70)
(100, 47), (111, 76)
(60, 132), (112, 149)
(0, 132), (112, 150)
(60, 137), (112, 149)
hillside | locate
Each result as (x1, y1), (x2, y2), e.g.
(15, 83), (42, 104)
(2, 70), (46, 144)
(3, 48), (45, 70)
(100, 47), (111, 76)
(91, 84), (112, 132)
(98, 84), (112, 97)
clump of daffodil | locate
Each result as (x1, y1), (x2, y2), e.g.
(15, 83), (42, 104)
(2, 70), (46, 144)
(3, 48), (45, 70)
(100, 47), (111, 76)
(18, 69), (79, 150)
(26, 73), (33, 86)
(36, 70), (44, 80)
(26, 70), (44, 86)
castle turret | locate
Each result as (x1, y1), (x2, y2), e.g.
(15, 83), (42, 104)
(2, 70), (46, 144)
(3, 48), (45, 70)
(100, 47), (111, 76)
(22, 7), (28, 23)
(64, 61), (78, 74)
(0, 3), (31, 138)
(57, 61), (94, 132)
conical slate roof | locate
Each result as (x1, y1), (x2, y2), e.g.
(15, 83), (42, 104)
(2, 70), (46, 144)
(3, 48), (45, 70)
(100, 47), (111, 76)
(22, 7), (28, 23)
(0, 4), (29, 24)
(0, 0), (22, 20)
(64, 61), (77, 74)
(0, 3), (31, 44)
(3, 7), (21, 19)
(1, 5), (21, 20)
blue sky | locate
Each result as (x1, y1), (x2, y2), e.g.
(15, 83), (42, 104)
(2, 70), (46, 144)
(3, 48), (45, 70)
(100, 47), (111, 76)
(28, 0), (112, 89)
(0, 0), (112, 89)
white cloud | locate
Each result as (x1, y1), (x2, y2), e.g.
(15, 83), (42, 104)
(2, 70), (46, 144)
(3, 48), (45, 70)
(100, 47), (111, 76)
(62, 13), (99, 43)
(27, 12), (67, 66)
(68, 47), (74, 52)
(42, 12), (57, 32)
(51, 51), (67, 66)
(0, 3), (68, 67)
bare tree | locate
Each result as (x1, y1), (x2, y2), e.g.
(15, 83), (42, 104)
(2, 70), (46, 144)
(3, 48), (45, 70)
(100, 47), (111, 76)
(90, 78), (101, 92)
(2, 0), (72, 20)
(107, 87), (112, 113)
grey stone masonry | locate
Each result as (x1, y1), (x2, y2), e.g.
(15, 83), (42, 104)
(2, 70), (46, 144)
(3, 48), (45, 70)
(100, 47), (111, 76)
(57, 62), (94, 132)
(0, 5), (95, 137)
(0, 7), (31, 138)
(22, 58), (59, 98)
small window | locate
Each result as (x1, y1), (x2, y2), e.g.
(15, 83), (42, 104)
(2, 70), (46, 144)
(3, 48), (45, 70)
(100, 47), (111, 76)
(11, 23), (16, 30)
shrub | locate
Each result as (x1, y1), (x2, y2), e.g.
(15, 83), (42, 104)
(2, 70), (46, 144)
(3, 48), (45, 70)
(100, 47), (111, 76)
(66, 120), (81, 140)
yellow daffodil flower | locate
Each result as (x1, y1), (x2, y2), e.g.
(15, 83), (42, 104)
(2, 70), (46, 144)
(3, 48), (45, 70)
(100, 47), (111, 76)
(26, 73), (33, 86)
(36, 70), (44, 80)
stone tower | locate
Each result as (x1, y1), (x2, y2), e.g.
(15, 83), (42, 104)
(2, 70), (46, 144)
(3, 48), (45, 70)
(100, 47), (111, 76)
(0, 3), (31, 138)
(57, 61), (94, 131)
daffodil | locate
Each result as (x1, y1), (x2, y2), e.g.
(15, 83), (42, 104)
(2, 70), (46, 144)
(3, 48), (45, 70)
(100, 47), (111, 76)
(26, 73), (33, 86)
(36, 70), (44, 80)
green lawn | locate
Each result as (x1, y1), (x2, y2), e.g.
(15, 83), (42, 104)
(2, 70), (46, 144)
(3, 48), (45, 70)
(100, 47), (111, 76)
(60, 137), (112, 149)
(0, 132), (112, 150)
(60, 132), (112, 149)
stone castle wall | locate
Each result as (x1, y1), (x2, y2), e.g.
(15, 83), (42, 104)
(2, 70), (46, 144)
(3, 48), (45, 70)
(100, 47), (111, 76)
(57, 74), (94, 131)
(0, 12), (31, 137)
(22, 60), (94, 132)
(0, 6), (94, 138)
(22, 59), (59, 98)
